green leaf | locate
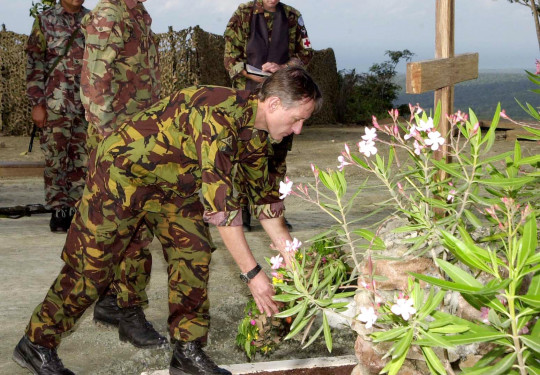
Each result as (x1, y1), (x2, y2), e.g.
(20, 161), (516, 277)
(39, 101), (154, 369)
(301, 322), (324, 349)
(273, 293), (302, 302)
(421, 346), (446, 375)
(444, 331), (507, 345)
(476, 176), (536, 189)
(521, 335), (540, 353)
(274, 301), (306, 318)
(518, 212), (537, 271)
(464, 209), (483, 228)
(480, 103), (500, 151)
(322, 312), (332, 352)
(416, 329), (453, 349)
(435, 258), (483, 288)
(353, 229), (386, 250)
(372, 326), (409, 343)
(517, 153), (540, 166)
(392, 327), (413, 360)
(429, 324), (470, 334)
(410, 273), (486, 294)
(440, 230), (492, 274)
(417, 290), (445, 320)
(431, 159), (463, 179)
(516, 294), (540, 308)
(290, 300), (309, 331)
(284, 313), (312, 340)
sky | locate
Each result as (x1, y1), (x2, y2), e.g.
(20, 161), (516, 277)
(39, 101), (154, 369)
(1, 0), (538, 73)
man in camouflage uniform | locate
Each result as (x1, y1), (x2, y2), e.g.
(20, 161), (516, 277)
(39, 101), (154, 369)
(79, 0), (166, 349)
(26, 0), (89, 232)
(14, 67), (322, 375)
(224, 0), (313, 232)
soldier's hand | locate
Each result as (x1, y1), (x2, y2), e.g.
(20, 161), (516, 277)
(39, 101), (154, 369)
(248, 272), (279, 317)
(262, 62), (281, 73)
(31, 105), (47, 128)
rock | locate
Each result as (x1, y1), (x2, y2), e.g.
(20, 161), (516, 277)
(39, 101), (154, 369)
(363, 258), (438, 290)
(460, 354), (482, 369)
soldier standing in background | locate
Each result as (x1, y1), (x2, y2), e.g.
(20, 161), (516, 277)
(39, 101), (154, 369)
(79, 0), (166, 349)
(26, 0), (89, 232)
(224, 0), (313, 232)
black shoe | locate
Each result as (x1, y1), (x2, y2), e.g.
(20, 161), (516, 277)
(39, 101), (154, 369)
(118, 306), (168, 349)
(12, 336), (74, 375)
(170, 341), (231, 375)
(242, 208), (251, 232)
(63, 207), (76, 230)
(94, 294), (123, 327)
(49, 208), (68, 233)
(284, 217), (293, 231)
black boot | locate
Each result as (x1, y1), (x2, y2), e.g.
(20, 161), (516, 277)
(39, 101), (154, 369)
(49, 208), (68, 233)
(118, 306), (168, 349)
(94, 294), (123, 326)
(13, 336), (74, 375)
(63, 207), (76, 230)
(170, 340), (231, 375)
(242, 208), (251, 232)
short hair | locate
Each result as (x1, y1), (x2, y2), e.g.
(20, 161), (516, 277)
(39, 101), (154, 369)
(257, 67), (323, 113)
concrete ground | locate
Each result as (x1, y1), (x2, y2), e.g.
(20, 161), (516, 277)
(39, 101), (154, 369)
(0, 127), (368, 375)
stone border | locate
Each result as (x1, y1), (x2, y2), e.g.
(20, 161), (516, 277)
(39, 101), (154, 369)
(142, 355), (357, 375)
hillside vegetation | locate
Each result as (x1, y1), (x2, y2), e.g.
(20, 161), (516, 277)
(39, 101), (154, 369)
(394, 71), (538, 120)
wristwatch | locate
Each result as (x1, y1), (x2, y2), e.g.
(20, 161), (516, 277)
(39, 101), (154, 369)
(239, 263), (262, 284)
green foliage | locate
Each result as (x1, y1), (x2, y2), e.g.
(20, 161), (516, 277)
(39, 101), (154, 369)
(337, 50), (414, 124)
(29, 0), (56, 19)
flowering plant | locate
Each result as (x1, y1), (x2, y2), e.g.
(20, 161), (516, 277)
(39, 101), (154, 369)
(275, 101), (539, 374)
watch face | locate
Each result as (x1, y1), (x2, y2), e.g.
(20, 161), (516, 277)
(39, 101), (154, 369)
(239, 274), (249, 283)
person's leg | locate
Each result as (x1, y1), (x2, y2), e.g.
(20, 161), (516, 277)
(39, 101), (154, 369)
(269, 134), (293, 230)
(40, 110), (71, 231)
(14, 186), (145, 373)
(147, 196), (230, 374)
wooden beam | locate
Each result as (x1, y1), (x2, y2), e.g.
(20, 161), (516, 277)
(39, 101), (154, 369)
(406, 53), (479, 94)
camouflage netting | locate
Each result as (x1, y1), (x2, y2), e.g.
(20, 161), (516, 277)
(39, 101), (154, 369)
(0, 25), (338, 135)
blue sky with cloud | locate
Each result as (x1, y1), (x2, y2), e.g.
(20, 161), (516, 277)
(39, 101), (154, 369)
(1, 0), (538, 73)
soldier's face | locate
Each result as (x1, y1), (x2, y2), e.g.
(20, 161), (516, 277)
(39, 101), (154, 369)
(266, 98), (315, 142)
(262, 0), (280, 12)
(60, 0), (84, 12)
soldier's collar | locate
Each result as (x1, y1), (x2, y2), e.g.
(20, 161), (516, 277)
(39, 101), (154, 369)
(124, 0), (139, 10)
(253, 0), (265, 14)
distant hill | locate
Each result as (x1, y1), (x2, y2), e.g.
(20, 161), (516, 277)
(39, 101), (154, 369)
(394, 71), (538, 120)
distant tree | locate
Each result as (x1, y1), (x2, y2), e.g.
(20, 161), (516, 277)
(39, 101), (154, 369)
(337, 49), (414, 124)
(506, 0), (540, 51)
(29, 0), (56, 18)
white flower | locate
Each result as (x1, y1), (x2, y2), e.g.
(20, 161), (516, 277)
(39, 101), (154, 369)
(337, 155), (351, 171)
(279, 178), (293, 199)
(417, 117), (434, 132)
(447, 189), (457, 203)
(270, 255), (284, 270)
(391, 297), (416, 321)
(358, 140), (377, 157)
(424, 131), (445, 151)
(404, 125), (418, 140)
(357, 306), (378, 329)
(285, 238), (302, 253)
(361, 127), (377, 142)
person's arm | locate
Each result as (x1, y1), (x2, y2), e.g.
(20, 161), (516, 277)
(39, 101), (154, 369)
(80, 6), (124, 135)
(291, 10), (313, 67)
(217, 225), (280, 316)
(26, 16), (47, 127)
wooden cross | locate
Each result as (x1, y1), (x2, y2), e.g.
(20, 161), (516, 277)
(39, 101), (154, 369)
(406, 0), (479, 161)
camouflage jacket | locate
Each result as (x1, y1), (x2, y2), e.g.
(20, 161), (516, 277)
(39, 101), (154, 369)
(91, 86), (284, 226)
(80, 0), (161, 137)
(26, 3), (89, 115)
(224, 0), (313, 89)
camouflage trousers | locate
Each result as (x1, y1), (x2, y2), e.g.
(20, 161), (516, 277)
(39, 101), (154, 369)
(40, 110), (88, 208)
(86, 124), (154, 309)
(25, 182), (213, 349)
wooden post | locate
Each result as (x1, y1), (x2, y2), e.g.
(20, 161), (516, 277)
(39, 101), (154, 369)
(406, 0), (479, 162)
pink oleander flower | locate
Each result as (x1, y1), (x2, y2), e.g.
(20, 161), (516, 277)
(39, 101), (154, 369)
(404, 125), (418, 140)
(424, 131), (445, 151)
(362, 127), (377, 142)
(285, 238), (302, 253)
(536, 59), (540, 75)
(416, 117), (434, 132)
(343, 143), (351, 157)
(358, 140), (377, 157)
(447, 189), (457, 203)
(279, 177), (293, 199)
(500, 109), (508, 119)
(391, 297), (416, 321)
(480, 307), (490, 324)
(471, 122), (480, 136)
(337, 155), (351, 171)
(388, 108), (399, 121)
(372, 115), (380, 129)
(270, 255), (284, 270)
(357, 306), (378, 329)
(413, 140), (423, 155)
(250, 319), (257, 326)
